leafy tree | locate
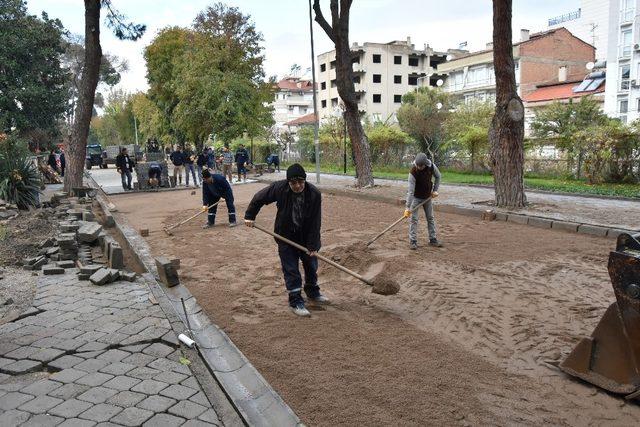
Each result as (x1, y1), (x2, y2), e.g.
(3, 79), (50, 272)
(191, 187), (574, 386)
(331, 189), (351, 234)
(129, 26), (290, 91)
(444, 100), (494, 171)
(0, 0), (67, 140)
(313, 0), (374, 187)
(365, 122), (411, 166)
(396, 87), (451, 162)
(130, 92), (169, 144)
(530, 96), (607, 178)
(91, 90), (135, 147)
(490, 0), (526, 207)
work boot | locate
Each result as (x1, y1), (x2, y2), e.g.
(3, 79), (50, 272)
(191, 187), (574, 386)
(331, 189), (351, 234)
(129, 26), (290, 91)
(409, 241), (418, 250)
(429, 239), (444, 248)
(228, 222), (237, 228)
(290, 303), (311, 317)
(202, 223), (213, 229)
(308, 294), (330, 305)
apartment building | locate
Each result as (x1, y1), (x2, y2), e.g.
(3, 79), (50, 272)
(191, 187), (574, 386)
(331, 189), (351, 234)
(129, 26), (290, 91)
(315, 38), (449, 122)
(604, 0), (640, 123)
(437, 28), (595, 105)
(272, 77), (314, 131)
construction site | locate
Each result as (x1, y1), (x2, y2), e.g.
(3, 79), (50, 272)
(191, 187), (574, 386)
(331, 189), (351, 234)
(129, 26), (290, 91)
(108, 180), (640, 425)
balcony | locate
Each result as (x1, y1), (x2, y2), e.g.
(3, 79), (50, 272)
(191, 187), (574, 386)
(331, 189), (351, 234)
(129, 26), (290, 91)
(619, 44), (633, 59)
(620, 8), (635, 24)
(352, 64), (366, 74)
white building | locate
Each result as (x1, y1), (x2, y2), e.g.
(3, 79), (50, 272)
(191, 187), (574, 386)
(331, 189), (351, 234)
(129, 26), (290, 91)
(271, 77), (314, 131)
(548, 0), (612, 60)
(316, 38), (450, 122)
(604, 0), (640, 123)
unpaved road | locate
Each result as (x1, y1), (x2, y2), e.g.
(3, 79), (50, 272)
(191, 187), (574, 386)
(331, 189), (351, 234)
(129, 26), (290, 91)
(115, 183), (640, 425)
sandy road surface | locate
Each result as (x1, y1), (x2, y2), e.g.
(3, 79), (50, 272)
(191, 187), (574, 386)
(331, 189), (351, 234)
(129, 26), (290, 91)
(114, 183), (640, 425)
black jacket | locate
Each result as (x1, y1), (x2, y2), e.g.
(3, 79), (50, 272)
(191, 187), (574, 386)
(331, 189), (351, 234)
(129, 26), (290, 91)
(203, 173), (233, 205)
(115, 153), (135, 172)
(170, 151), (185, 166)
(245, 180), (321, 251)
(196, 153), (207, 167)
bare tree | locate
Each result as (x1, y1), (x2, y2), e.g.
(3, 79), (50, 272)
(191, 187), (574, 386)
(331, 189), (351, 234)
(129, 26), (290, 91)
(489, 0), (526, 207)
(64, 0), (144, 193)
(313, 0), (373, 187)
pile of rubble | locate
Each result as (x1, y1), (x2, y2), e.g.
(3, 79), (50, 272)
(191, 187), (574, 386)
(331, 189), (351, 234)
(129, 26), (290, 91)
(0, 198), (19, 222)
(21, 192), (137, 285)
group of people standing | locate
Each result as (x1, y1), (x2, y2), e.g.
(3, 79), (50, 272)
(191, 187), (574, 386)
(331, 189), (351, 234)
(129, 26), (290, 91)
(47, 149), (65, 177)
(169, 144), (250, 187)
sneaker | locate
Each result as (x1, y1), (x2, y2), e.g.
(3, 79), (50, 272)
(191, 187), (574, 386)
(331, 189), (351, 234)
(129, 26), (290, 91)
(290, 304), (311, 317)
(309, 294), (330, 305)
(202, 223), (213, 229)
(228, 222), (237, 228)
(409, 241), (418, 250)
(429, 239), (444, 248)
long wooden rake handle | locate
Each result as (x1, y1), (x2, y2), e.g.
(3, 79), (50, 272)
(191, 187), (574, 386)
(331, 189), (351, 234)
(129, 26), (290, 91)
(366, 197), (431, 247)
(252, 223), (373, 286)
(165, 201), (220, 232)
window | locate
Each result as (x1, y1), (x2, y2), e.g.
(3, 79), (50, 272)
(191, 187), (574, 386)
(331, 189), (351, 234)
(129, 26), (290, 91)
(373, 94), (381, 103)
(450, 71), (464, 90)
(321, 100), (327, 108)
(408, 56), (419, 66)
(394, 55), (402, 64)
(619, 98), (629, 123)
(621, 0), (635, 21)
(467, 66), (490, 87)
(331, 98), (338, 107)
(408, 75), (418, 85)
(394, 95), (402, 103)
(330, 60), (336, 69)
(321, 82), (326, 90)
(620, 28), (632, 57)
(373, 54), (381, 63)
(288, 106), (294, 112)
(373, 74), (382, 83)
(353, 75), (361, 84)
(300, 107), (307, 114)
(352, 56), (360, 64)
(331, 79), (337, 88)
(394, 75), (402, 84)
(620, 64), (631, 90)
(320, 64), (326, 72)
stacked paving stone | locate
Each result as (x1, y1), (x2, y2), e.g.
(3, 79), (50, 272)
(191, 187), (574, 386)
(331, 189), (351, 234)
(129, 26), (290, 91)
(0, 198), (19, 221)
(134, 161), (170, 190)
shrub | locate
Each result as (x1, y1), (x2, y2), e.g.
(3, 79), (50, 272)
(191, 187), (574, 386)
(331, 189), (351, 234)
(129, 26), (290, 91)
(0, 135), (42, 209)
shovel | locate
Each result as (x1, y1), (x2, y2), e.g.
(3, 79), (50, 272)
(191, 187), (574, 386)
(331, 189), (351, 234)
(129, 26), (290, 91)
(252, 223), (400, 295)
(164, 201), (220, 236)
(366, 197), (431, 247)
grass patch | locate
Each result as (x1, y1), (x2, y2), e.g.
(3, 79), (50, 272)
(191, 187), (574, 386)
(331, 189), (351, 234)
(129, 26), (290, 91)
(284, 162), (640, 199)
(0, 225), (7, 241)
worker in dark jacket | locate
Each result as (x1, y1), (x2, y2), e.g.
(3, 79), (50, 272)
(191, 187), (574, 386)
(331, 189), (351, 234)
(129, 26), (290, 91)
(148, 161), (162, 189)
(196, 149), (208, 178)
(115, 147), (136, 190)
(244, 163), (327, 317)
(59, 150), (66, 177)
(235, 144), (249, 182)
(47, 150), (59, 173)
(201, 169), (236, 228)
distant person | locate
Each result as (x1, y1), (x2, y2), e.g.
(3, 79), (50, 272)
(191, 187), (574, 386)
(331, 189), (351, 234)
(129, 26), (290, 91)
(183, 145), (199, 187)
(170, 146), (185, 186)
(116, 147), (136, 191)
(244, 164), (327, 317)
(206, 147), (216, 170)
(201, 169), (237, 228)
(404, 152), (443, 250)
(266, 153), (280, 172)
(59, 150), (65, 177)
(148, 161), (162, 189)
(196, 148), (208, 178)
(220, 146), (234, 184)
(165, 145), (171, 161)
(47, 150), (59, 173)
(235, 143), (249, 182)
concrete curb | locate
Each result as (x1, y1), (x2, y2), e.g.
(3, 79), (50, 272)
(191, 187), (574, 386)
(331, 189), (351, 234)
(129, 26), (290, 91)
(294, 183), (638, 239)
(87, 177), (302, 427)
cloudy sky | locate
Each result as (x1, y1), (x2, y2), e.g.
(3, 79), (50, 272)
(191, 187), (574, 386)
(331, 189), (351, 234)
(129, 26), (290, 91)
(27, 0), (580, 93)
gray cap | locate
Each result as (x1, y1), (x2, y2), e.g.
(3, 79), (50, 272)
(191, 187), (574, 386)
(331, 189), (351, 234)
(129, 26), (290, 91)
(415, 153), (429, 167)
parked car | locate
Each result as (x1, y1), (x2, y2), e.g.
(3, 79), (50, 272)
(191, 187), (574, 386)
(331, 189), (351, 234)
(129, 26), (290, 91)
(85, 144), (107, 169)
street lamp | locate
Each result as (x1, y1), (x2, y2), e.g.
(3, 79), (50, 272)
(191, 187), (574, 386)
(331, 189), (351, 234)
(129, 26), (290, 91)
(308, 0), (320, 184)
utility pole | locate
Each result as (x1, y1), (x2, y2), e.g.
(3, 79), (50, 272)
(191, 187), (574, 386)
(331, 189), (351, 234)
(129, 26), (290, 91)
(133, 115), (139, 146)
(308, 0), (320, 184)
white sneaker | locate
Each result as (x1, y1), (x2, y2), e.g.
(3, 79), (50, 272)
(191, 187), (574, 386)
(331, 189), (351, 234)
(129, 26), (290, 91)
(290, 304), (311, 317)
(309, 295), (330, 305)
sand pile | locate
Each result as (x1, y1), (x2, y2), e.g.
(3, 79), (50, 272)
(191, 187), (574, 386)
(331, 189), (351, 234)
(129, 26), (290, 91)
(371, 270), (401, 295)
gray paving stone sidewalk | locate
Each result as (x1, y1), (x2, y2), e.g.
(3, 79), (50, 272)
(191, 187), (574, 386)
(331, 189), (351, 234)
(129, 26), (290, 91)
(260, 171), (640, 231)
(0, 269), (222, 426)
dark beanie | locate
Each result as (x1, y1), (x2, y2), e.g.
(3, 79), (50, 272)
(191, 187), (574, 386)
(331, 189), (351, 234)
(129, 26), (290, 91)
(286, 163), (306, 181)
(415, 153), (429, 167)
(202, 169), (211, 179)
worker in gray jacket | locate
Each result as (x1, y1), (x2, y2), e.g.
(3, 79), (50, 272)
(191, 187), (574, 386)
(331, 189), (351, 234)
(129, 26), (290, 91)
(403, 152), (443, 250)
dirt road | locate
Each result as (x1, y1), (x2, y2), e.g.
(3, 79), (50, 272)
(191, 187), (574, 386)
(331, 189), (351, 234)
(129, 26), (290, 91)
(115, 183), (640, 425)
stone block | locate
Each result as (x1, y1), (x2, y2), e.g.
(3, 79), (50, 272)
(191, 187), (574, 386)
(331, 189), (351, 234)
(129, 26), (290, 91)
(495, 212), (508, 221)
(108, 243), (124, 269)
(57, 260), (76, 269)
(552, 221), (579, 233)
(137, 395), (176, 412)
(2, 359), (43, 375)
(608, 228), (632, 239)
(170, 258), (180, 270)
(48, 398), (93, 418)
(528, 217), (552, 229)
(106, 269), (120, 282)
(120, 271), (137, 282)
(578, 224), (608, 237)
(46, 247), (59, 256)
(82, 211), (95, 222)
(507, 214), (529, 225)
(78, 223), (102, 243)
(77, 402), (122, 422)
(43, 265), (65, 275)
(139, 228), (149, 237)
(89, 268), (111, 286)
(66, 209), (86, 219)
(110, 406), (154, 426)
(155, 257), (180, 287)
(32, 256), (48, 270)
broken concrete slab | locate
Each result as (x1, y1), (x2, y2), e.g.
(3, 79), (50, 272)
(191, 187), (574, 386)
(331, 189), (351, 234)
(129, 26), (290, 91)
(108, 243), (124, 270)
(119, 271), (137, 282)
(57, 260), (76, 269)
(80, 265), (103, 275)
(43, 265), (65, 275)
(155, 257), (180, 287)
(78, 223), (103, 243)
(89, 268), (111, 286)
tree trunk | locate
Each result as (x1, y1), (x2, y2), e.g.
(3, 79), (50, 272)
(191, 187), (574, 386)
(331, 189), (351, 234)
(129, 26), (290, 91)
(64, 0), (102, 193)
(489, 0), (526, 207)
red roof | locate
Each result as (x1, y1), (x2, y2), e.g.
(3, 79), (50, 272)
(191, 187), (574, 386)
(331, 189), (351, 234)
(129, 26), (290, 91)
(285, 113), (317, 126)
(276, 78), (314, 91)
(523, 81), (605, 103)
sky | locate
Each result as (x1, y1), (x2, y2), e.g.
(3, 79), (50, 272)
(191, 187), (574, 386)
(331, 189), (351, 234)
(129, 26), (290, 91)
(27, 0), (581, 93)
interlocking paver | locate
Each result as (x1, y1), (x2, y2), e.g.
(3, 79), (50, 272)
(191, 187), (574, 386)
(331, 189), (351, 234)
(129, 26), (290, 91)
(168, 400), (207, 419)
(50, 368), (87, 384)
(20, 379), (63, 397)
(49, 355), (85, 370)
(107, 391), (146, 408)
(76, 342), (110, 353)
(180, 377), (199, 390)
(153, 371), (188, 385)
(99, 362), (135, 376)
(4, 345), (39, 359)
(131, 379), (168, 395)
(189, 392), (210, 407)
(75, 358), (109, 373)
(77, 372), (114, 387)
(0, 391), (35, 410)
(57, 418), (97, 427)
(109, 407), (154, 426)
(28, 347), (66, 362)
(79, 403), (122, 423)
(161, 384), (198, 400)
(142, 343), (174, 358)
(142, 413), (185, 427)
(96, 349), (129, 363)
(48, 383), (90, 400)
(18, 394), (64, 414)
(2, 359), (43, 375)
(121, 353), (155, 367)
(77, 386), (119, 404)
(102, 375), (141, 391)
(126, 366), (160, 380)
(20, 413), (64, 426)
(49, 398), (94, 418)
(136, 395), (176, 412)
(198, 409), (221, 424)
(54, 339), (87, 352)
(0, 409), (31, 425)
